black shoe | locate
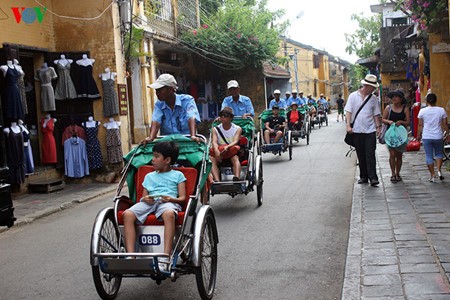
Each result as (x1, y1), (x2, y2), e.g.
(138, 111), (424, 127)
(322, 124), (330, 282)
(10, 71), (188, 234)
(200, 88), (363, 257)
(370, 179), (380, 186)
(358, 178), (368, 184)
(233, 176), (240, 182)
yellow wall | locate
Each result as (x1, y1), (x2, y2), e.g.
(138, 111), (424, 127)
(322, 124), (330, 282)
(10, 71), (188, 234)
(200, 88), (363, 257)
(0, 0), (56, 49)
(428, 33), (450, 116)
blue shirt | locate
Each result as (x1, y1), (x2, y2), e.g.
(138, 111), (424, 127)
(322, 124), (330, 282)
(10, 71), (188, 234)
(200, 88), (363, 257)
(221, 95), (254, 117)
(298, 96), (307, 106)
(152, 94), (200, 135)
(318, 98), (328, 108)
(64, 137), (89, 178)
(269, 98), (287, 109)
(287, 96), (305, 106)
(142, 169), (186, 199)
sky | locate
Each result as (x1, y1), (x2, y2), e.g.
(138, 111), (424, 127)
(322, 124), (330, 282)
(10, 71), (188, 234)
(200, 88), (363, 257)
(266, 0), (378, 64)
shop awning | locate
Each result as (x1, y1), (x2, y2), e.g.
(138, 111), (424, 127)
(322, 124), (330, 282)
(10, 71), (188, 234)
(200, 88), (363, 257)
(262, 62), (291, 79)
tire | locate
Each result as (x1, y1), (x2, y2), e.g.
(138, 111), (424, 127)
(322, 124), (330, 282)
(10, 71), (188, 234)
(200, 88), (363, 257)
(318, 120), (321, 129)
(444, 139), (450, 161)
(256, 156), (263, 206)
(289, 146), (292, 160)
(195, 211), (218, 300)
(92, 211), (122, 300)
(307, 133), (310, 145)
(256, 132), (262, 155)
(326, 117), (328, 126)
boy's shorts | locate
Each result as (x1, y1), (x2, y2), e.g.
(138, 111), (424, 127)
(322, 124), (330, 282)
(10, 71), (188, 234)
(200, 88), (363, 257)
(128, 201), (182, 224)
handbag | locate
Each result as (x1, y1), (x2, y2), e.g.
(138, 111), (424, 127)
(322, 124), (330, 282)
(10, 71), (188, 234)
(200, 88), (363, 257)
(406, 138), (420, 151)
(378, 105), (391, 144)
(344, 94), (373, 146)
(385, 124), (408, 148)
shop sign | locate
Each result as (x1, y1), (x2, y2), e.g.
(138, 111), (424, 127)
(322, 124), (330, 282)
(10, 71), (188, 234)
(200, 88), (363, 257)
(11, 7), (47, 24)
(118, 84), (128, 116)
(432, 42), (450, 54)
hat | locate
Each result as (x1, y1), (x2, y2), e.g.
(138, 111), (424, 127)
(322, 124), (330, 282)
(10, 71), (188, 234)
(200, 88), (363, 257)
(292, 89), (298, 93)
(307, 94), (312, 97)
(299, 91), (304, 94)
(219, 106), (234, 117)
(273, 89), (281, 94)
(360, 74), (379, 88)
(227, 80), (239, 89)
(320, 93), (324, 96)
(290, 102), (298, 107)
(387, 90), (406, 101)
(285, 91), (291, 95)
(148, 73), (177, 89)
(272, 105), (280, 109)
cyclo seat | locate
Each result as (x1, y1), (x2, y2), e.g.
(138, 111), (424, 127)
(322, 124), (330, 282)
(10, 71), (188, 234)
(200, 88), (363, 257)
(117, 165), (198, 226)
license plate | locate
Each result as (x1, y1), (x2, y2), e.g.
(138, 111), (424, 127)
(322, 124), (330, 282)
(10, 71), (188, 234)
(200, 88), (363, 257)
(139, 234), (161, 246)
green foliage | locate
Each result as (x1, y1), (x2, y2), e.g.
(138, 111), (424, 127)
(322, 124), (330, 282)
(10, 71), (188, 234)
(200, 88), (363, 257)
(124, 26), (152, 59)
(345, 13), (382, 59)
(397, 0), (448, 31)
(180, 0), (288, 70)
(347, 64), (369, 92)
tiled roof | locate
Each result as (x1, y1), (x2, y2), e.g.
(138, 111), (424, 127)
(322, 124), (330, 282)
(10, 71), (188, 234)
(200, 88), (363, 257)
(262, 62), (291, 79)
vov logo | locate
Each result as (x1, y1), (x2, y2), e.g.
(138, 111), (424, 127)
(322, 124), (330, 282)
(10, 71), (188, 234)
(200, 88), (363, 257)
(11, 7), (47, 24)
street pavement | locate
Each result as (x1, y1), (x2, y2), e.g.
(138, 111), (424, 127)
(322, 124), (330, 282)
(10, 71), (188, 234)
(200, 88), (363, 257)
(2, 140), (450, 299)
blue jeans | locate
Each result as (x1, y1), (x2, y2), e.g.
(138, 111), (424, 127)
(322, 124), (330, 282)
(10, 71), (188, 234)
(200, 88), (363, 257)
(422, 139), (444, 165)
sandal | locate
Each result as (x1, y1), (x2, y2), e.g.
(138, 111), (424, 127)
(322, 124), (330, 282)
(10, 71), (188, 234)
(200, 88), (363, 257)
(396, 175), (402, 181)
(390, 176), (397, 182)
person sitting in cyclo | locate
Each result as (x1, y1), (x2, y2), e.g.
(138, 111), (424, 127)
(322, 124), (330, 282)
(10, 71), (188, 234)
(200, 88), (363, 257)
(308, 101), (317, 119)
(122, 141), (186, 270)
(264, 105), (286, 144)
(317, 94), (328, 112)
(287, 102), (303, 130)
(209, 107), (243, 182)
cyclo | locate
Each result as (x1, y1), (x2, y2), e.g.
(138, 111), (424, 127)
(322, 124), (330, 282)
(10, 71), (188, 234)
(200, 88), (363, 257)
(90, 134), (218, 300)
(257, 109), (293, 160)
(317, 102), (328, 127)
(287, 105), (310, 145)
(209, 117), (264, 207)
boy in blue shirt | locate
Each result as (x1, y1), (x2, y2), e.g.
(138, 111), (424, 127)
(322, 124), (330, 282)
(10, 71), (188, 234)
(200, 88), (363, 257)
(123, 141), (186, 269)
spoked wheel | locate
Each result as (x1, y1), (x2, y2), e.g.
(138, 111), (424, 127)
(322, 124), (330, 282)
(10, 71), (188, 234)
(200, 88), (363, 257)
(326, 117), (328, 126)
(287, 131), (292, 160)
(444, 139), (450, 161)
(256, 132), (262, 155)
(195, 211), (218, 300)
(92, 211), (122, 300)
(256, 156), (263, 206)
(318, 119), (322, 129)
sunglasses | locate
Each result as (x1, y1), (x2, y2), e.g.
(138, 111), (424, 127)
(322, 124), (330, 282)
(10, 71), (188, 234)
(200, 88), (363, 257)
(220, 113), (232, 118)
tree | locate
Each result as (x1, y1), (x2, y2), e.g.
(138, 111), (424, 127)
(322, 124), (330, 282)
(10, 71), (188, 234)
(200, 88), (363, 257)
(180, 0), (288, 70)
(345, 13), (382, 91)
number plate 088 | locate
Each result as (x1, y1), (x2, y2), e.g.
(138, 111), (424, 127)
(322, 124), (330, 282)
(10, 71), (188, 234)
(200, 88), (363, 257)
(139, 234), (161, 246)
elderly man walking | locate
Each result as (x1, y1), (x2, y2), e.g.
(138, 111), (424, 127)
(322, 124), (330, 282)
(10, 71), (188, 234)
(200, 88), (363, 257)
(344, 74), (382, 186)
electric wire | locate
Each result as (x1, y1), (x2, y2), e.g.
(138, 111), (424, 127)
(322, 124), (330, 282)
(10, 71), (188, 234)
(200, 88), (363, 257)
(33, 0), (113, 21)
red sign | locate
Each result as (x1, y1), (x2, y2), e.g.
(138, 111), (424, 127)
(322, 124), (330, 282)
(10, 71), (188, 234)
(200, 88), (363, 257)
(118, 84), (128, 116)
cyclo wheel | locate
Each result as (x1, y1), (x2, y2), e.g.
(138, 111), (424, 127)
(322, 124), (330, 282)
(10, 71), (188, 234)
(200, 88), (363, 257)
(195, 211), (218, 300)
(256, 156), (263, 206)
(444, 138), (450, 161)
(92, 210), (122, 300)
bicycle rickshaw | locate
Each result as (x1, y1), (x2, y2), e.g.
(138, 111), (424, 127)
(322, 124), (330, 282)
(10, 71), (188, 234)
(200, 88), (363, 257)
(209, 117), (264, 207)
(257, 109), (293, 160)
(288, 105), (310, 145)
(317, 103), (328, 127)
(90, 134), (218, 300)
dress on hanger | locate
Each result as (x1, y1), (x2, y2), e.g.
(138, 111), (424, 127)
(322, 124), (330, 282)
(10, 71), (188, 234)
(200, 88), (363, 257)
(82, 121), (103, 170)
(40, 118), (57, 164)
(106, 127), (122, 164)
(62, 124), (86, 145)
(35, 67), (57, 112)
(5, 127), (25, 185)
(77, 65), (101, 99)
(55, 61), (77, 100)
(4, 66), (24, 120)
(22, 130), (34, 174)
(18, 73), (28, 115)
(101, 73), (119, 117)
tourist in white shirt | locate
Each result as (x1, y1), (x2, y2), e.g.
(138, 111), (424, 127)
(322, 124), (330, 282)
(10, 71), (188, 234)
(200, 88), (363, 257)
(344, 74), (382, 186)
(417, 93), (449, 182)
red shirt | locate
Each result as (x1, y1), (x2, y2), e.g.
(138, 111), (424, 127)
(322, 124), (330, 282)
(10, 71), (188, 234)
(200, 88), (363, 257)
(289, 110), (299, 123)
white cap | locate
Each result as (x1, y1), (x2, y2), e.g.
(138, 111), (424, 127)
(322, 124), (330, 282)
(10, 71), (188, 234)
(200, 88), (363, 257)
(299, 91), (304, 94)
(285, 91), (291, 94)
(227, 80), (239, 89)
(273, 89), (281, 94)
(148, 74), (177, 89)
(292, 89), (298, 93)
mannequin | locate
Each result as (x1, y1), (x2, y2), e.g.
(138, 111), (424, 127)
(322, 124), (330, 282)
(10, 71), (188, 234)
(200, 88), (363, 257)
(14, 59), (28, 115)
(35, 64), (57, 112)
(76, 54), (95, 66)
(100, 68), (119, 117)
(104, 117), (121, 129)
(54, 54), (73, 67)
(40, 114), (57, 164)
(3, 121), (21, 135)
(104, 117), (122, 164)
(4, 120), (25, 186)
(82, 116), (103, 170)
(76, 54), (100, 99)
(0, 60), (15, 77)
(17, 120), (34, 174)
(54, 54), (77, 100)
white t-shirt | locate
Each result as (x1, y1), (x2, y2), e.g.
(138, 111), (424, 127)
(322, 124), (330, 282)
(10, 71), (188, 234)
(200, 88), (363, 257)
(215, 123), (239, 145)
(344, 91), (381, 133)
(418, 106), (447, 139)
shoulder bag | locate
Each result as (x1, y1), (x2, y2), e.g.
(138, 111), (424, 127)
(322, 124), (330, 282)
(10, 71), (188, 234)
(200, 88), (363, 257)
(378, 105), (391, 144)
(344, 94), (373, 146)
